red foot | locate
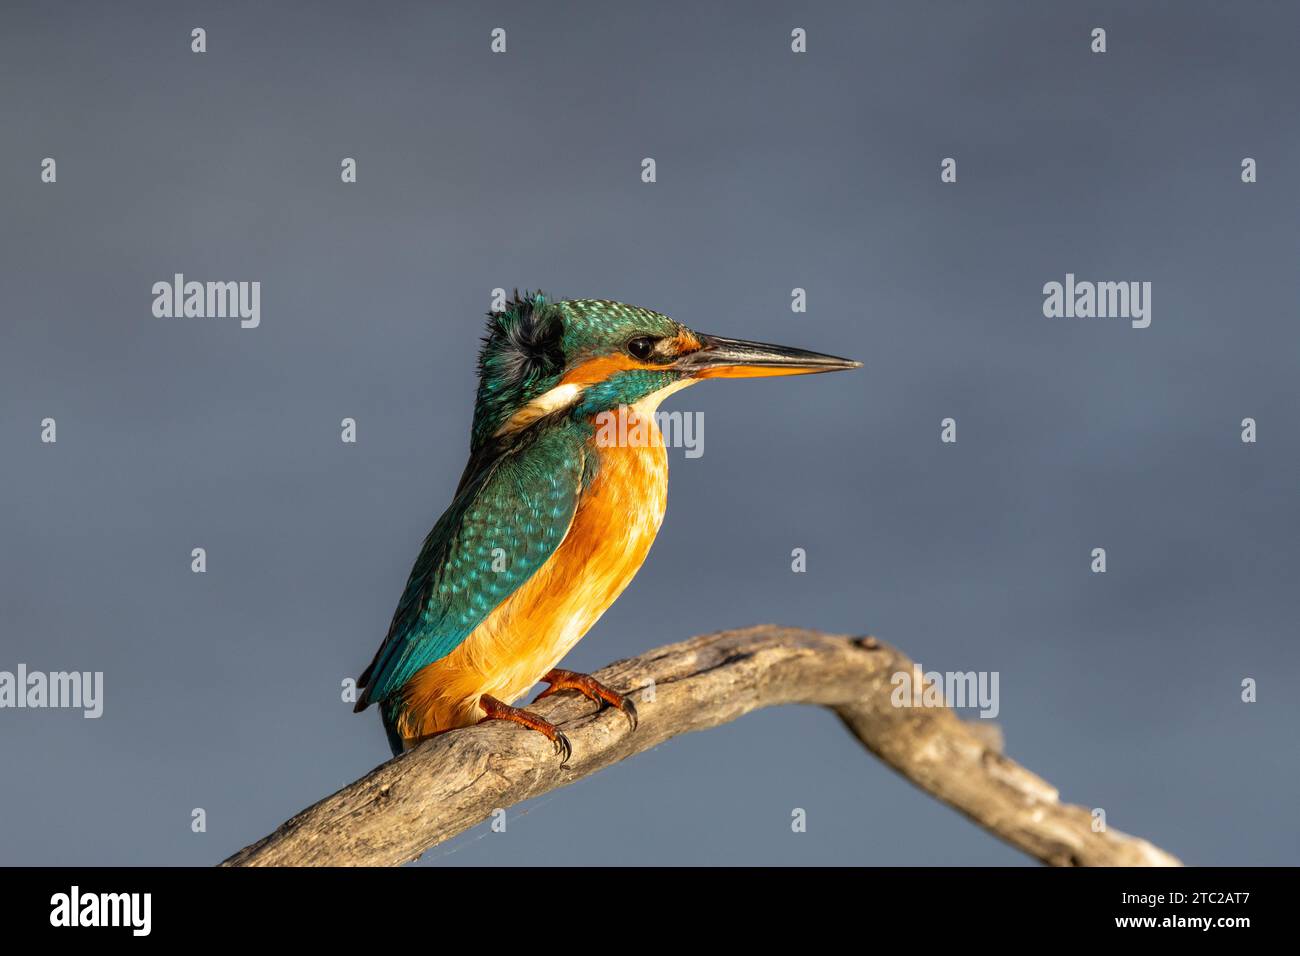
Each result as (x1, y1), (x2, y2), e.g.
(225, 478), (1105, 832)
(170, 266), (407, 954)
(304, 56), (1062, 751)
(534, 668), (638, 731)
(478, 694), (572, 763)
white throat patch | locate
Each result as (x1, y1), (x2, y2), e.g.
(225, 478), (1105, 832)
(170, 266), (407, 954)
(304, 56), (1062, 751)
(494, 383), (584, 437)
(494, 377), (697, 438)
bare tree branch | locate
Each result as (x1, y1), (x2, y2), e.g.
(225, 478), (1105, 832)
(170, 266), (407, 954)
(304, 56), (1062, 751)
(220, 627), (1181, 867)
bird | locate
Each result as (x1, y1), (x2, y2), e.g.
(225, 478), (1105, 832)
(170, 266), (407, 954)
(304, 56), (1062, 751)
(354, 292), (860, 759)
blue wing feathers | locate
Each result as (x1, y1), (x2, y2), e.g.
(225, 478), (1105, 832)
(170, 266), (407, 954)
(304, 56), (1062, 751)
(355, 427), (586, 711)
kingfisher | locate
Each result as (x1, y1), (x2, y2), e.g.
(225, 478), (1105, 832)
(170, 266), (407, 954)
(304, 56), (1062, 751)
(354, 293), (859, 759)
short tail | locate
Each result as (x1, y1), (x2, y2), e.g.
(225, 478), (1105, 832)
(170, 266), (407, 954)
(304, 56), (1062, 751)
(380, 705), (405, 757)
(354, 660), (403, 756)
(353, 671), (403, 759)
(352, 657), (377, 713)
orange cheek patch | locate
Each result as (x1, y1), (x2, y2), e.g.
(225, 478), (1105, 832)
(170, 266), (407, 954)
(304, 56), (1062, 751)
(559, 355), (641, 387)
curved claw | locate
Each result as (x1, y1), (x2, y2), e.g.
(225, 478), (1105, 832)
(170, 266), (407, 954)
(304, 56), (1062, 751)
(618, 696), (638, 731)
(478, 693), (573, 764)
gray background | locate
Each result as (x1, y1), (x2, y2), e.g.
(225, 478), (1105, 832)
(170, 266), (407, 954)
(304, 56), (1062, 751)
(2, 1), (1297, 866)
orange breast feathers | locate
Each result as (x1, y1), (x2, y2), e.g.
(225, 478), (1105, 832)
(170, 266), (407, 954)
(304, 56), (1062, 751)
(394, 403), (673, 744)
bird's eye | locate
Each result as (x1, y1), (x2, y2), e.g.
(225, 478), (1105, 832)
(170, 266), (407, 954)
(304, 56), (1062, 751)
(626, 336), (658, 361)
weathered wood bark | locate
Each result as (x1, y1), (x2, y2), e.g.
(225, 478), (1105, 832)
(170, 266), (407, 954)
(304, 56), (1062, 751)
(221, 627), (1181, 867)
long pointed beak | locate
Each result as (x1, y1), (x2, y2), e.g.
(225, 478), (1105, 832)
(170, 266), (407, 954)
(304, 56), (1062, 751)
(676, 333), (862, 379)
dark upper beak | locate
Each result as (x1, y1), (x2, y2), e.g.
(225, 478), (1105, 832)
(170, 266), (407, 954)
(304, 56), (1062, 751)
(675, 333), (862, 379)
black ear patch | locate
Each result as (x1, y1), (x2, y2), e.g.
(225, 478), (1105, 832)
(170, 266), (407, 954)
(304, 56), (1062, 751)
(471, 291), (568, 449)
(480, 290), (565, 388)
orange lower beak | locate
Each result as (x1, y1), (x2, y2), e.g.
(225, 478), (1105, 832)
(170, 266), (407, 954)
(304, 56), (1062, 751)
(677, 333), (861, 379)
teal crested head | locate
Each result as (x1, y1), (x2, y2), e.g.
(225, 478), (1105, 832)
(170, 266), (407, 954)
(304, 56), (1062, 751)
(471, 291), (860, 449)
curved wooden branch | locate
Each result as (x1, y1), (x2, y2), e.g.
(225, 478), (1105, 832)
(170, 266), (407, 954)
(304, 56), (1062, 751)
(221, 627), (1181, 867)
